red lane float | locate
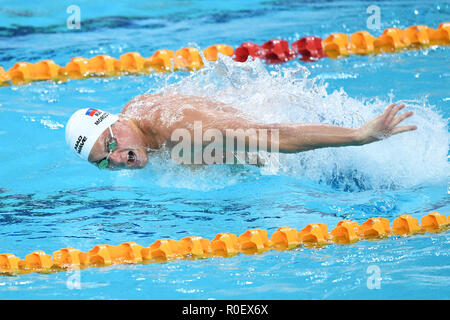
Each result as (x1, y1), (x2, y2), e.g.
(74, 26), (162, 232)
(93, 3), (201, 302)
(261, 39), (297, 64)
(292, 36), (325, 61)
(233, 42), (267, 62)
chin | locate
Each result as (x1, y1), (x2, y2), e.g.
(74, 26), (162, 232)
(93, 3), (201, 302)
(134, 152), (148, 169)
(134, 162), (146, 169)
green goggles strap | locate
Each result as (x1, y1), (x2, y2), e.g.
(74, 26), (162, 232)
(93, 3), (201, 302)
(98, 136), (118, 170)
(98, 159), (109, 169)
(108, 140), (117, 152)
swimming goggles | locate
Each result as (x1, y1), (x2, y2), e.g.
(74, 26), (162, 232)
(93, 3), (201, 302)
(96, 126), (118, 169)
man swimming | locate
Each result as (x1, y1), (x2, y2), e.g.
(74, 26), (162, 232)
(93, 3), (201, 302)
(65, 94), (417, 170)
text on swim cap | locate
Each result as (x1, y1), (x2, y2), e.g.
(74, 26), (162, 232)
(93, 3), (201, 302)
(85, 108), (110, 126)
(94, 112), (109, 126)
(74, 135), (87, 154)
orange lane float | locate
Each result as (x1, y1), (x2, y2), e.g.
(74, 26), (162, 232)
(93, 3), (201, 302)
(298, 223), (330, 246)
(211, 232), (240, 257)
(0, 22), (448, 85)
(393, 215), (420, 235)
(144, 49), (175, 72)
(238, 229), (271, 253)
(7, 60), (61, 84)
(174, 47), (204, 71)
(142, 239), (182, 261)
(271, 226), (300, 249)
(421, 211), (448, 232)
(350, 31), (376, 55)
(203, 44), (234, 61)
(331, 220), (360, 244)
(0, 212), (448, 275)
(60, 57), (90, 79)
(19, 250), (54, 272)
(323, 33), (350, 58)
(31, 60), (61, 81)
(359, 217), (391, 238)
(373, 27), (409, 53)
(53, 248), (82, 268)
(0, 66), (10, 86)
(403, 25), (431, 47)
(87, 54), (121, 75)
(8, 61), (54, 85)
(119, 52), (147, 73)
(428, 22), (450, 45)
(0, 254), (21, 273)
(178, 236), (211, 257)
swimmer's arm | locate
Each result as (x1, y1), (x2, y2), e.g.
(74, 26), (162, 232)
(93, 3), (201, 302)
(271, 103), (417, 153)
(271, 123), (359, 153)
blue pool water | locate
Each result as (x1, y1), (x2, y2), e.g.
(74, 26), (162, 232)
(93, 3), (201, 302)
(0, 0), (449, 299)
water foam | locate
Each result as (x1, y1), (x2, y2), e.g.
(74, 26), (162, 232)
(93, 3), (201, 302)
(136, 55), (448, 191)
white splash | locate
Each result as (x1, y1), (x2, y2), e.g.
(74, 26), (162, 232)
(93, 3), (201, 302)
(159, 103), (194, 127)
(40, 118), (64, 130)
(137, 55), (448, 191)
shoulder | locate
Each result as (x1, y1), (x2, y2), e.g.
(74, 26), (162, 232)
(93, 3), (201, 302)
(121, 94), (166, 114)
(121, 95), (144, 114)
(120, 94), (166, 135)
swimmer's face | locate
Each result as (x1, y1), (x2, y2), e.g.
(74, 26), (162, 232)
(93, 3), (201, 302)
(88, 119), (148, 170)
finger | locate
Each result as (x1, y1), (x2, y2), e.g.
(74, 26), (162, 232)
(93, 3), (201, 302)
(391, 125), (417, 135)
(386, 104), (405, 124)
(392, 110), (413, 127)
(382, 103), (396, 117)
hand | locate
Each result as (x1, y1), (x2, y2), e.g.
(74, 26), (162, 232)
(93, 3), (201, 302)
(355, 103), (417, 145)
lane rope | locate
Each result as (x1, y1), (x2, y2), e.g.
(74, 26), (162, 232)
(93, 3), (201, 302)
(1, 212), (448, 275)
(0, 22), (448, 86)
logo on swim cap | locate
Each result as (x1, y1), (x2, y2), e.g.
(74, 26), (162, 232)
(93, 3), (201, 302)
(86, 108), (99, 116)
(65, 108), (119, 160)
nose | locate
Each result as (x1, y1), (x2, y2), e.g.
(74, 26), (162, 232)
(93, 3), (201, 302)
(108, 150), (131, 168)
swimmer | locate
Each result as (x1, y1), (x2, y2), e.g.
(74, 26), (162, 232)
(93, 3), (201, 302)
(65, 94), (417, 170)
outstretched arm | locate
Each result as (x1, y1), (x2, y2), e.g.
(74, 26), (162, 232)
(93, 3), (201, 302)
(272, 103), (417, 153)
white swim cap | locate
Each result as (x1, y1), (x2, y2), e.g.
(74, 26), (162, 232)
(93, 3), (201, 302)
(65, 108), (119, 160)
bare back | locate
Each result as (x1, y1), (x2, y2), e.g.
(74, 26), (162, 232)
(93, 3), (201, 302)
(121, 94), (261, 148)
